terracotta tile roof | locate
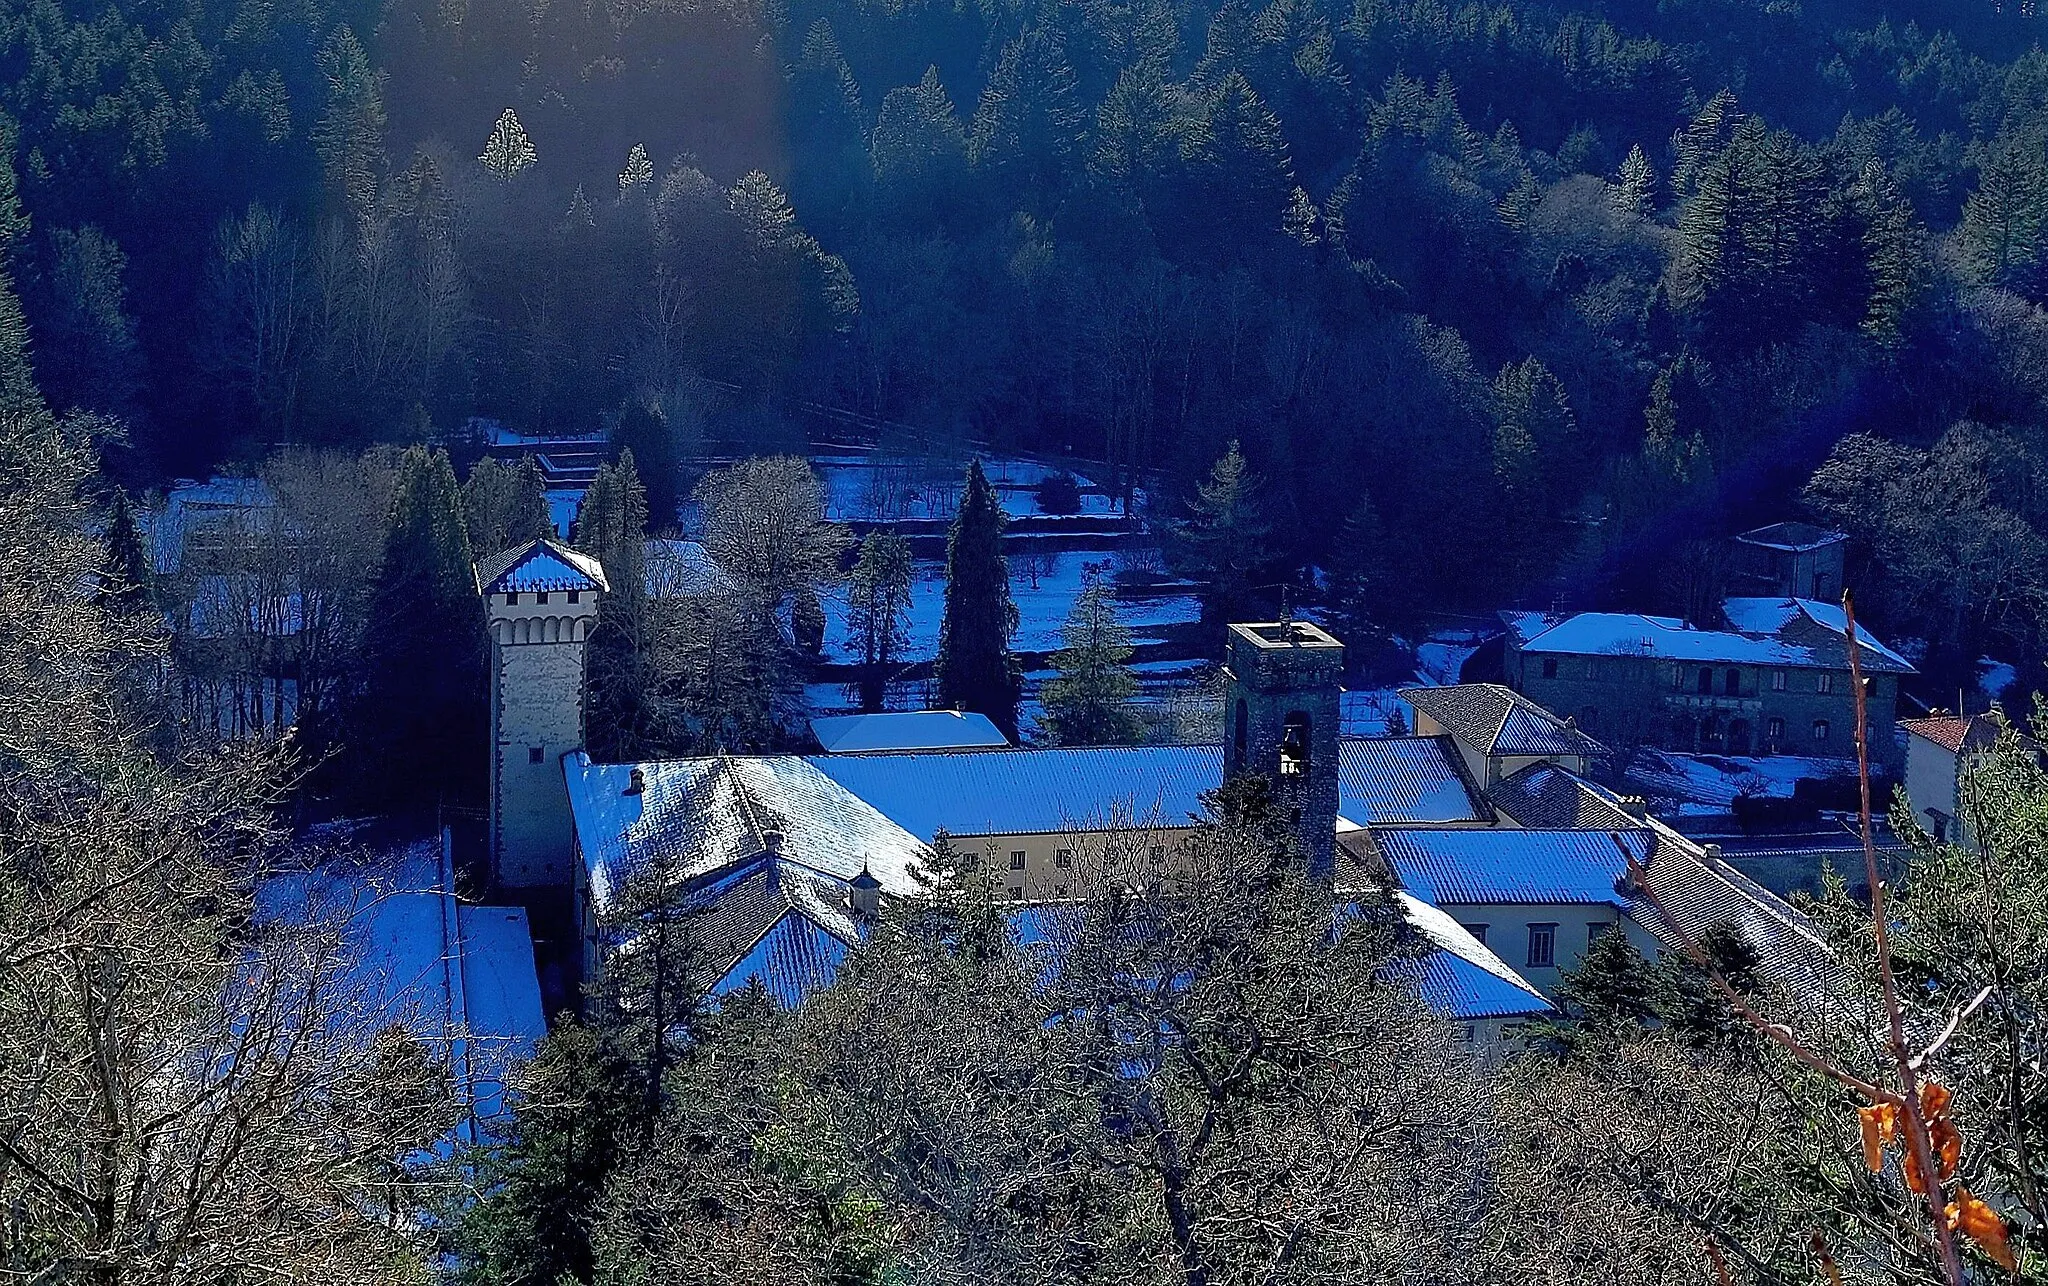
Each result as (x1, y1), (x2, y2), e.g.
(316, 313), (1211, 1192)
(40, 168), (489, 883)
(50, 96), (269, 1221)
(1901, 717), (1970, 753)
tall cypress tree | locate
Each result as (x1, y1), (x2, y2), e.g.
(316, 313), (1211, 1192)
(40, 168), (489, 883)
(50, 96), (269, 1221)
(355, 446), (486, 811)
(100, 490), (150, 609)
(578, 453), (650, 760)
(934, 459), (1020, 737)
(612, 402), (679, 533)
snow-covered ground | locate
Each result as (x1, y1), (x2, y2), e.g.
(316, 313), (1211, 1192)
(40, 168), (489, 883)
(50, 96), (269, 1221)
(1628, 748), (1858, 811)
(1336, 630), (1493, 734)
(817, 551), (1200, 667)
(815, 454), (1135, 523)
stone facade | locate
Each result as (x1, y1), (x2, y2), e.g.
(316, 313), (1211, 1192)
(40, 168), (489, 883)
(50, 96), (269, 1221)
(1506, 648), (1901, 766)
(485, 587), (602, 889)
(1223, 620), (1344, 873)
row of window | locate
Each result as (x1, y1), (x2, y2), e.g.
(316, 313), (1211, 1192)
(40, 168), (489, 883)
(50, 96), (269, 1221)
(1539, 656), (1844, 698)
(1467, 920), (1615, 969)
(984, 844), (1170, 874)
(499, 589), (583, 607)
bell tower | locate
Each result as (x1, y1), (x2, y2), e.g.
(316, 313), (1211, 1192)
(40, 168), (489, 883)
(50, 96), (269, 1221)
(1223, 620), (1345, 876)
(477, 539), (609, 891)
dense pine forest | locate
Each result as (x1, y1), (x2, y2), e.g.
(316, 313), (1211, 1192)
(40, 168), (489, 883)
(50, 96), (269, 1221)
(6, 0), (2048, 695)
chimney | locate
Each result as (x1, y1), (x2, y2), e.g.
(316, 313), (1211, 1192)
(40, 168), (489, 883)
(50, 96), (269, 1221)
(761, 829), (785, 857)
(1618, 794), (1649, 820)
(849, 860), (882, 925)
(624, 767), (645, 796)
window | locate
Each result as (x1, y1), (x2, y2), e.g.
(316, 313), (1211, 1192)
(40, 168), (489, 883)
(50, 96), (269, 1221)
(1541, 657), (1559, 680)
(567, 590), (580, 604)
(528, 745), (545, 764)
(1723, 668), (1741, 695)
(1149, 845), (1165, 864)
(1007, 887), (1022, 899)
(1009, 851), (1027, 871)
(1232, 699), (1248, 761)
(1585, 659), (1598, 680)
(1813, 573), (1830, 599)
(1279, 712), (1311, 776)
(1697, 667), (1713, 694)
(1767, 717), (1784, 741)
(504, 591), (519, 606)
(1527, 923), (1557, 968)
(961, 852), (981, 872)
(536, 591), (549, 605)
(1813, 719), (1831, 744)
(1817, 673), (1834, 694)
(1589, 922), (1612, 948)
(1771, 670), (1787, 692)
(1055, 849), (1074, 869)
(1466, 923), (1489, 945)
(1672, 665), (1685, 690)
(1053, 884), (1069, 897)
(1460, 1024), (1476, 1043)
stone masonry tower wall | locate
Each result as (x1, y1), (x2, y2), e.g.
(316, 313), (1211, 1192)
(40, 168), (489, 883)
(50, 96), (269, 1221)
(479, 543), (607, 891)
(1223, 620), (1345, 876)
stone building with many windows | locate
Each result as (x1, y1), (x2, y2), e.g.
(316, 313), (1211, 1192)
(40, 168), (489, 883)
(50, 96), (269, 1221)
(1500, 597), (1913, 765)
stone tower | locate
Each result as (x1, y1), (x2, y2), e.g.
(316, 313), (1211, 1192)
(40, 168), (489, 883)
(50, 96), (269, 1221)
(477, 539), (609, 891)
(1222, 620), (1345, 876)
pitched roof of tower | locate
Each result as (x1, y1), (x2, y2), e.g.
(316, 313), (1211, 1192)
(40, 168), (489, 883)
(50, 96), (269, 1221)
(476, 539), (609, 596)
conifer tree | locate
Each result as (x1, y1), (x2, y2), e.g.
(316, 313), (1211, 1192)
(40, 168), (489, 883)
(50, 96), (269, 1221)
(871, 68), (968, 212)
(0, 139), (39, 422)
(1199, 73), (1295, 248)
(480, 108), (537, 179)
(1613, 143), (1655, 221)
(462, 456), (552, 557)
(968, 29), (1084, 207)
(579, 453), (651, 760)
(100, 490), (150, 609)
(1641, 367), (1709, 488)
(790, 21), (868, 215)
(1325, 495), (1393, 650)
(619, 144), (653, 198)
(311, 27), (386, 224)
(934, 459), (1021, 737)
(1856, 160), (1927, 349)
(1492, 358), (1576, 511)
(1173, 440), (1273, 627)
(1958, 134), (2046, 291)
(355, 446), (486, 811)
(848, 528), (915, 712)
(612, 401), (680, 532)
(1040, 577), (1143, 746)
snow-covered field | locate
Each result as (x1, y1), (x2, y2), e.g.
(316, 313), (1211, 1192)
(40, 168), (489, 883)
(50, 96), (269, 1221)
(817, 550), (1200, 667)
(1628, 748), (1858, 810)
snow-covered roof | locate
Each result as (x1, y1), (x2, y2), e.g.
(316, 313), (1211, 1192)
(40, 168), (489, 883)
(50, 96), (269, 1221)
(810, 710), (1010, 754)
(564, 751), (930, 917)
(645, 538), (735, 599)
(1503, 600), (1911, 674)
(1367, 826), (1654, 906)
(475, 539), (608, 596)
(254, 840), (544, 1138)
(1400, 683), (1605, 759)
(1387, 892), (1553, 1021)
(1336, 736), (1487, 825)
(1736, 521), (1845, 553)
(805, 744), (1223, 838)
(147, 476), (280, 574)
